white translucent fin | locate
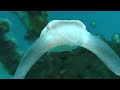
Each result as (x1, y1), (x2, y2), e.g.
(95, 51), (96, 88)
(81, 32), (120, 76)
(14, 20), (120, 79)
(14, 37), (56, 79)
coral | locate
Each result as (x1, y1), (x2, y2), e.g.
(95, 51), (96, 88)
(0, 19), (23, 75)
(12, 11), (48, 41)
(0, 19), (11, 35)
(25, 11), (48, 41)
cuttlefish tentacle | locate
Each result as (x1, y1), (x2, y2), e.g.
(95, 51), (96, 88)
(80, 31), (120, 75)
(14, 34), (61, 79)
(14, 20), (120, 79)
(14, 37), (46, 79)
(14, 28), (67, 79)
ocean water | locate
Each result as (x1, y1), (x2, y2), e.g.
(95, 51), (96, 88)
(48, 11), (120, 40)
(0, 11), (120, 79)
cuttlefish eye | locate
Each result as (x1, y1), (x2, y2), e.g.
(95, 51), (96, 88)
(47, 25), (53, 30)
(14, 20), (120, 79)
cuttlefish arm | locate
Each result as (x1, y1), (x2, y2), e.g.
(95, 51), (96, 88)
(80, 31), (120, 75)
(14, 33), (60, 79)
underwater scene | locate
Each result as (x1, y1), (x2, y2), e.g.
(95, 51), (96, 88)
(0, 11), (120, 79)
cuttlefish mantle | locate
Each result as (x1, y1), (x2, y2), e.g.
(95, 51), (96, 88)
(14, 20), (120, 79)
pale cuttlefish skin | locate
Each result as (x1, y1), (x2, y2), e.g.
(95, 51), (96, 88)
(14, 20), (120, 79)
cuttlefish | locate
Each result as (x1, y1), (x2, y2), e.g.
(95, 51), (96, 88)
(14, 20), (120, 79)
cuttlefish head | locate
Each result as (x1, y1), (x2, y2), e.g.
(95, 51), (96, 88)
(40, 20), (88, 53)
(40, 20), (87, 36)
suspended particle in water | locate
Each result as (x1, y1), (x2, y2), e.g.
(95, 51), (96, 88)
(90, 20), (96, 29)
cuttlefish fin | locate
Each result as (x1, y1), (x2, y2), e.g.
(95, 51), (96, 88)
(80, 31), (120, 75)
(14, 36), (57, 79)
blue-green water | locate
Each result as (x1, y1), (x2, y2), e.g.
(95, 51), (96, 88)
(48, 11), (120, 40)
(0, 11), (120, 79)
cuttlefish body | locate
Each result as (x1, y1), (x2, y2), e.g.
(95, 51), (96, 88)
(14, 20), (120, 79)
